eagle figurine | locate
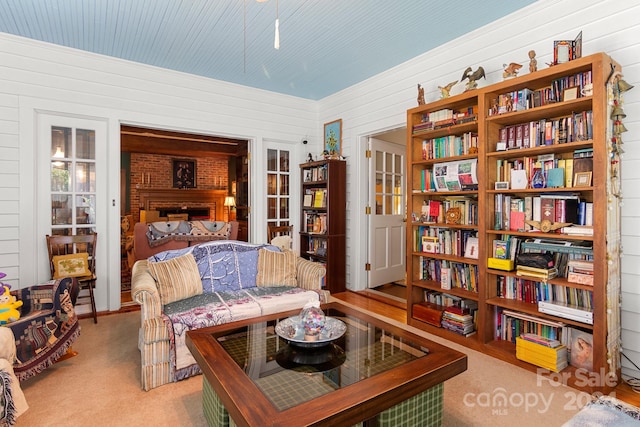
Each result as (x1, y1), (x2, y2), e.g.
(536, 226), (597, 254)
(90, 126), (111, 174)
(525, 219), (572, 233)
(438, 80), (458, 99)
(503, 62), (523, 79)
(460, 66), (485, 91)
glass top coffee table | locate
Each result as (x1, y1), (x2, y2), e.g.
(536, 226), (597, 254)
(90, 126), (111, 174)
(186, 300), (467, 426)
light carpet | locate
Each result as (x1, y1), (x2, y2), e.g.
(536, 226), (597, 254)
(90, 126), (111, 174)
(15, 306), (586, 426)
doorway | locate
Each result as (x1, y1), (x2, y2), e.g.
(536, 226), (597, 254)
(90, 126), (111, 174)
(119, 125), (249, 305)
(364, 129), (407, 306)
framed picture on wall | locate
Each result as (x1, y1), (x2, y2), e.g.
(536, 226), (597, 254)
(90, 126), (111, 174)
(324, 119), (342, 155)
(173, 159), (196, 188)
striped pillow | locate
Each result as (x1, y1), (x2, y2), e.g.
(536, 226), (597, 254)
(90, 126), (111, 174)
(256, 249), (297, 287)
(148, 252), (203, 305)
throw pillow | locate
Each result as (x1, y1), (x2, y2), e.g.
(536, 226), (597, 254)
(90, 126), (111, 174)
(148, 252), (203, 305)
(256, 249), (297, 287)
(52, 253), (90, 279)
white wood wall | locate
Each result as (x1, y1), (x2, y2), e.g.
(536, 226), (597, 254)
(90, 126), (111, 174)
(1, 0), (639, 380)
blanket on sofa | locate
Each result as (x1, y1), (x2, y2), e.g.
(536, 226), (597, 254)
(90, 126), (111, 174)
(146, 220), (231, 247)
(147, 240), (321, 380)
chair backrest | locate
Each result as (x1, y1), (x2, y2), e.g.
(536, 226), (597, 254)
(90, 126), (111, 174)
(46, 233), (98, 279)
(267, 224), (293, 243)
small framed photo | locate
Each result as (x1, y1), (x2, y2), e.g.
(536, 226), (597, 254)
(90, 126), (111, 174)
(172, 159), (196, 188)
(563, 86), (579, 101)
(574, 171), (592, 187)
(324, 119), (342, 155)
(495, 181), (510, 190)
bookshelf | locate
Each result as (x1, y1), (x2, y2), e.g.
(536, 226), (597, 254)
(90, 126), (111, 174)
(406, 52), (622, 393)
(299, 159), (346, 293)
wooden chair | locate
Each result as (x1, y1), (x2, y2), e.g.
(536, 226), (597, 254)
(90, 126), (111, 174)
(46, 233), (98, 323)
(267, 224), (293, 243)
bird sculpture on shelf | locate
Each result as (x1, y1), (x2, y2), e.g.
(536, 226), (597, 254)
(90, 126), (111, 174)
(460, 66), (485, 91)
(438, 80), (458, 98)
(503, 62), (523, 79)
(525, 219), (572, 233)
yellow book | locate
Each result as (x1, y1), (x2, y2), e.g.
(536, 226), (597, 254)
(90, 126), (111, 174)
(565, 158), (574, 187)
(313, 190), (325, 207)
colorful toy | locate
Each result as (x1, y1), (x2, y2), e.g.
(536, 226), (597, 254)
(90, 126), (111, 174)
(0, 284), (23, 324)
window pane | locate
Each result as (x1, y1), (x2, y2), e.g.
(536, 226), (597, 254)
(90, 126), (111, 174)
(52, 195), (72, 225)
(76, 194), (96, 225)
(267, 174), (277, 195)
(279, 198), (289, 219)
(76, 129), (95, 159)
(385, 195), (392, 215)
(267, 198), (277, 219)
(280, 175), (289, 196)
(51, 127), (71, 159)
(395, 154), (402, 174)
(267, 149), (278, 172)
(375, 194), (383, 215)
(385, 153), (392, 173)
(280, 151), (290, 172)
(75, 162), (96, 192)
(376, 151), (383, 171)
(385, 173), (392, 194)
(51, 162), (71, 191)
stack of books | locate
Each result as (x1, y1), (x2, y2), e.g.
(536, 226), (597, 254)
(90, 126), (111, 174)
(566, 259), (594, 285)
(441, 306), (476, 336)
(538, 301), (593, 325)
(516, 265), (558, 280)
(516, 334), (568, 372)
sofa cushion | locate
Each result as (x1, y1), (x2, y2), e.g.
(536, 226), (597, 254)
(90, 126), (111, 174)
(256, 248), (297, 287)
(148, 253), (203, 305)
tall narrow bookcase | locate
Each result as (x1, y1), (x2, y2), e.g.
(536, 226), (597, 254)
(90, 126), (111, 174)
(406, 52), (622, 393)
(299, 159), (346, 294)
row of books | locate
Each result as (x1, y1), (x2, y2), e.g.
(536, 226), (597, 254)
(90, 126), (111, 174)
(420, 132), (478, 159)
(418, 257), (479, 292)
(305, 237), (327, 257)
(414, 226), (477, 256)
(303, 165), (328, 182)
(496, 150), (593, 190)
(494, 112), (593, 151)
(413, 107), (477, 133)
(302, 212), (327, 234)
(303, 188), (327, 208)
(488, 70), (592, 116)
(495, 275), (594, 309)
(417, 197), (478, 225)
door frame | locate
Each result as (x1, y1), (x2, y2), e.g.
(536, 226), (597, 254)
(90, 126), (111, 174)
(352, 126), (407, 292)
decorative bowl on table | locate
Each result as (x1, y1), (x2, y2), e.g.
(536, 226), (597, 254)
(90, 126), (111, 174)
(275, 315), (347, 348)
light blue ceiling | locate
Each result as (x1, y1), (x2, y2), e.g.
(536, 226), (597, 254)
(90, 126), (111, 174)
(0, 0), (537, 100)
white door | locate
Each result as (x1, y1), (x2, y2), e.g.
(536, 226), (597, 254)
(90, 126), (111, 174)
(37, 113), (108, 312)
(367, 137), (406, 288)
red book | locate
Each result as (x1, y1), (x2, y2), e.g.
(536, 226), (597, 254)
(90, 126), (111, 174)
(540, 197), (555, 222)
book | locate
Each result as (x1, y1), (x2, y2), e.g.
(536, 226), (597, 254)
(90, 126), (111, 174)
(538, 301), (593, 324)
(464, 237), (479, 259)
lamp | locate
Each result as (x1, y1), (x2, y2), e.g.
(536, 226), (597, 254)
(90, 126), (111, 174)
(224, 196), (236, 220)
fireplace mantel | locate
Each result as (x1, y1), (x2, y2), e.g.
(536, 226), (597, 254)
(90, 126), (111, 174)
(138, 189), (227, 220)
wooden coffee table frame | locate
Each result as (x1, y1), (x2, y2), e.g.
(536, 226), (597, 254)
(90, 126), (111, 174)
(186, 301), (467, 427)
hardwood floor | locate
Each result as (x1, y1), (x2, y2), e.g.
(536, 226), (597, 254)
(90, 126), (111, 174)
(333, 290), (640, 409)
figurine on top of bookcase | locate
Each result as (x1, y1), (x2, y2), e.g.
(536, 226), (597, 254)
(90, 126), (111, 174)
(503, 62), (522, 79)
(460, 66), (485, 91)
(417, 84), (425, 105)
(528, 50), (538, 73)
(438, 80), (458, 99)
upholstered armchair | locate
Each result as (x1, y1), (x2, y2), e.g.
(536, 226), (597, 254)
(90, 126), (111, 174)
(8, 277), (81, 381)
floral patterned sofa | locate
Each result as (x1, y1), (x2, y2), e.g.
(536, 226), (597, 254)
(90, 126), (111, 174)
(131, 240), (327, 391)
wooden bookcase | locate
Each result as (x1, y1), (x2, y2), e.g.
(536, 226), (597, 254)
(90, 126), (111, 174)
(406, 52), (622, 392)
(299, 159), (346, 294)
